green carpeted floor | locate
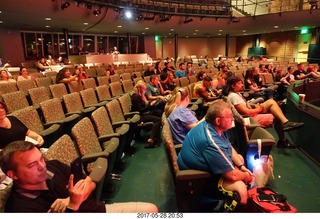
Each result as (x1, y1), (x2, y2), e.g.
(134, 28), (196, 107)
(101, 128), (320, 213)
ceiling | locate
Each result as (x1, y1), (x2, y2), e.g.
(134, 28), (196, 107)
(0, 0), (320, 37)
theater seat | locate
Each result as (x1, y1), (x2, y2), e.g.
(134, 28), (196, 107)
(44, 134), (108, 201)
(162, 113), (218, 212)
(11, 106), (61, 148)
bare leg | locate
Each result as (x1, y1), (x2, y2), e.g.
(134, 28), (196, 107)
(261, 99), (288, 124)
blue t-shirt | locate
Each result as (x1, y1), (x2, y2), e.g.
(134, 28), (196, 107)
(174, 70), (186, 78)
(167, 106), (198, 144)
(177, 120), (234, 176)
(146, 83), (160, 97)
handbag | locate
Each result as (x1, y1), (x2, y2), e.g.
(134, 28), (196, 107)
(247, 187), (297, 213)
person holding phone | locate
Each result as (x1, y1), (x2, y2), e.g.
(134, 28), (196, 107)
(0, 141), (158, 213)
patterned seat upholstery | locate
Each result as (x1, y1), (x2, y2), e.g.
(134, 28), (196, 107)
(63, 92), (96, 118)
(95, 85), (115, 103)
(121, 73), (132, 81)
(179, 77), (190, 87)
(96, 68), (107, 77)
(122, 80), (134, 93)
(0, 82), (18, 95)
(35, 77), (52, 90)
(67, 80), (84, 93)
(44, 134), (108, 201)
(11, 106), (61, 148)
(91, 106), (130, 170)
(96, 76), (109, 86)
(49, 83), (68, 100)
(28, 86), (51, 108)
(109, 74), (121, 83)
(106, 99), (140, 153)
(161, 113), (212, 212)
(71, 117), (119, 197)
(82, 78), (97, 90)
(1, 91), (30, 114)
(40, 98), (80, 136)
(109, 81), (124, 97)
(16, 79), (36, 96)
(80, 88), (108, 108)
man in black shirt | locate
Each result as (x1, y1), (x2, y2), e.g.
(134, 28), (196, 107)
(0, 141), (158, 213)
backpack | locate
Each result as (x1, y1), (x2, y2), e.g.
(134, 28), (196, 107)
(247, 187), (297, 213)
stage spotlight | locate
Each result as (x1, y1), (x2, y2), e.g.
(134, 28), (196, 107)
(125, 10), (133, 19)
(183, 17), (193, 24)
(61, 1), (70, 10)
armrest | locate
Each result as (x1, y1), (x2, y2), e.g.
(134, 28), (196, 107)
(112, 121), (130, 130)
(124, 111), (139, 117)
(98, 133), (120, 143)
(114, 123), (130, 135)
(65, 111), (81, 117)
(81, 151), (110, 164)
(176, 170), (211, 181)
(40, 124), (61, 136)
(44, 121), (64, 129)
(88, 157), (108, 184)
(127, 114), (141, 123)
(63, 114), (80, 123)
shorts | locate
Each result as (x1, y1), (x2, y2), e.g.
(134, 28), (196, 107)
(253, 113), (274, 128)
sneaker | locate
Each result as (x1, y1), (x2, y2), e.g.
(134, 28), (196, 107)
(277, 139), (297, 149)
(281, 121), (304, 132)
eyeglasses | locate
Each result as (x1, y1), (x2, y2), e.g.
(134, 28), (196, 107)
(219, 114), (234, 120)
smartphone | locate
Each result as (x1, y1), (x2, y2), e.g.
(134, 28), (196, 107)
(70, 157), (86, 185)
(257, 194), (276, 202)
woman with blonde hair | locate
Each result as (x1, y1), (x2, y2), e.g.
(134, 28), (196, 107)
(165, 87), (204, 144)
(131, 80), (162, 148)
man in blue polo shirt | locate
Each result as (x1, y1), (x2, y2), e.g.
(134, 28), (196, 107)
(177, 100), (253, 208)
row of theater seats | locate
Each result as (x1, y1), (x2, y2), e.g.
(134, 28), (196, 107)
(2, 96), (143, 208)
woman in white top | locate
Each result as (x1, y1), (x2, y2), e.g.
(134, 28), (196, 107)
(0, 69), (16, 83)
(17, 67), (32, 81)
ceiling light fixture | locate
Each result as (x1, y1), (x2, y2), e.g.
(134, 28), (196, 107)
(61, 2), (70, 10)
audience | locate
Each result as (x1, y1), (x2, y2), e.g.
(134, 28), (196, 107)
(174, 63), (187, 78)
(244, 69), (274, 100)
(0, 141), (158, 212)
(131, 80), (162, 148)
(161, 72), (176, 92)
(106, 64), (116, 81)
(186, 62), (195, 77)
(223, 75), (304, 149)
(165, 87), (203, 144)
(154, 61), (162, 75)
(0, 69), (16, 83)
(56, 68), (80, 84)
(17, 67), (31, 81)
(143, 64), (155, 77)
(37, 57), (51, 73)
(145, 75), (171, 112)
(0, 101), (44, 149)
